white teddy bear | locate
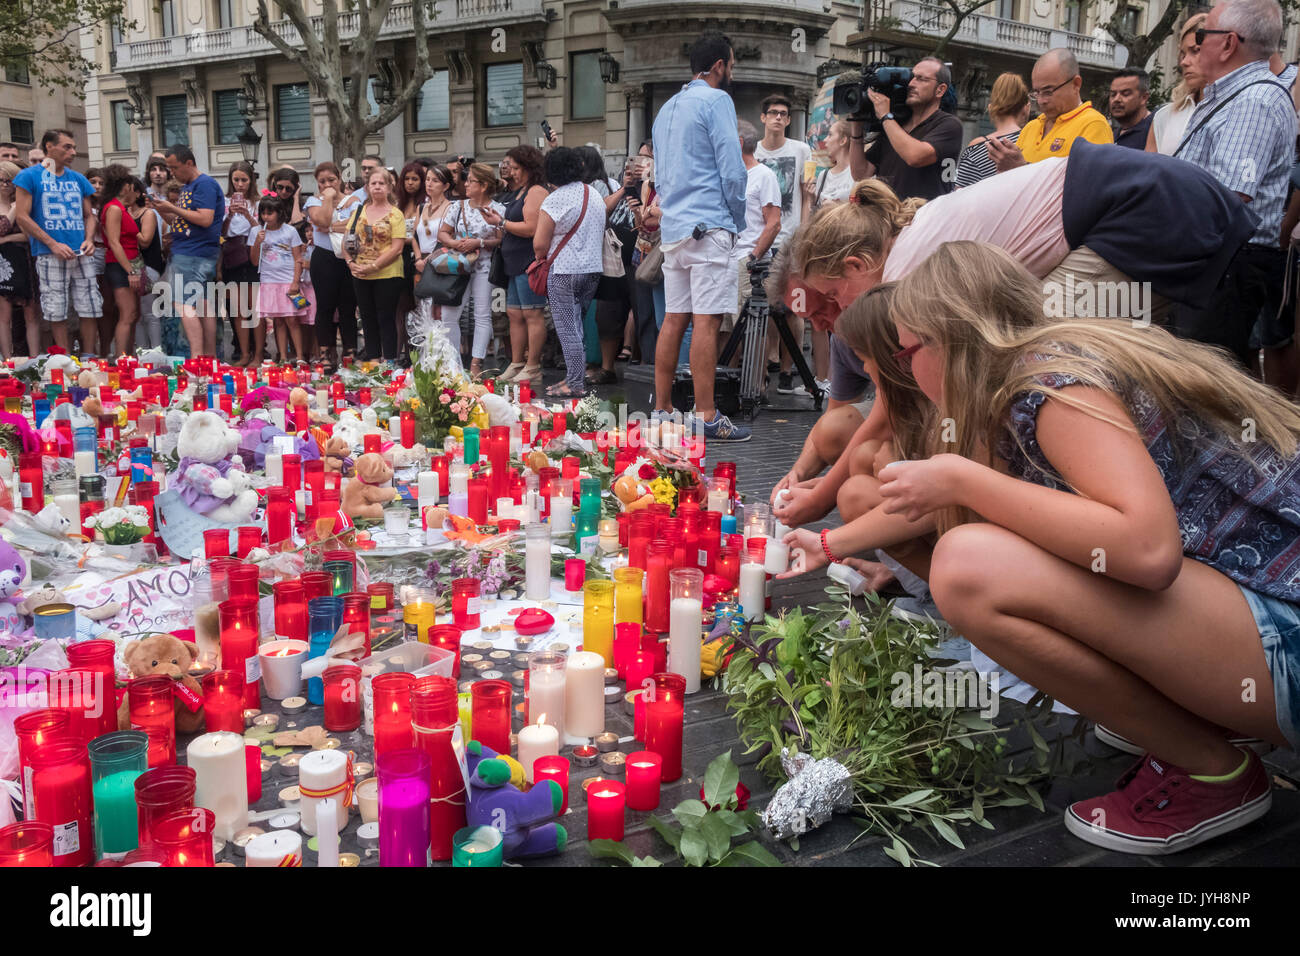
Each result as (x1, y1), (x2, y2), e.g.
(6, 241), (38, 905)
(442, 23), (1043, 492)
(172, 410), (259, 523)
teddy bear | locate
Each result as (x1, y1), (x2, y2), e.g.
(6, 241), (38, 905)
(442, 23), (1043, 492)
(321, 436), (353, 476)
(465, 741), (566, 860)
(115, 633), (206, 735)
(0, 537), (28, 636)
(171, 410), (259, 523)
(340, 452), (397, 520)
(42, 353), (79, 385)
(289, 386), (333, 424)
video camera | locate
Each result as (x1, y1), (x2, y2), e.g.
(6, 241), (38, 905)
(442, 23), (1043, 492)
(833, 63), (913, 131)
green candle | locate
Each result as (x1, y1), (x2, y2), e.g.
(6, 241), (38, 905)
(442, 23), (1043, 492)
(463, 426), (480, 465)
(452, 825), (504, 867)
(89, 731), (149, 858)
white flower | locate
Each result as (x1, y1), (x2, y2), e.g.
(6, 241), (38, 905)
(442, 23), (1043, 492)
(86, 505), (151, 530)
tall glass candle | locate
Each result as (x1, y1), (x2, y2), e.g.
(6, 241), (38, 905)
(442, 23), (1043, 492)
(527, 650), (566, 742)
(467, 475), (489, 525)
(246, 743), (263, 804)
(133, 766), (196, 849)
(128, 675), (175, 766)
(14, 709), (70, 818)
(525, 523), (551, 601)
(462, 425), (479, 464)
(470, 680), (511, 754)
(301, 570), (333, 603)
(644, 673), (686, 781)
(273, 579), (308, 641)
(427, 625), (463, 678)
(451, 577), (481, 629)
(628, 512), (654, 569)
(88, 730), (148, 857)
(583, 579), (615, 667)
(322, 664), (362, 732)
(613, 622), (641, 680)
(613, 566), (643, 625)
(586, 780), (626, 841)
(218, 597), (261, 708)
(564, 651), (606, 739)
(669, 568), (703, 694)
(187, 731), (249, 841)
(372, 672), (417, 755)
(65, 641), (117, 736)
(281, 452), (301, 492)
(341, 592), (372, 657)
(625, 751), (663, 811)
(152, 807), (216, 867)
(533, 755), (570, 814)
(378, 748), (431, 867)
(410, 676), (467, 860)
(203, 527), (231, 559)
(28, 739), (94, 866)
(226, 562), (260, 603)
(307, 596), (343, 705)
(645, 540), (673, 633)
(739, 539), (767, 623)
(0, 822), (54, 867)
(202, 669), (245, 733)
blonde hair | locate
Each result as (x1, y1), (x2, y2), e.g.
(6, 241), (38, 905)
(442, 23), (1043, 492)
(987, 73), (1030, 122)
(1171, 13), (1210, 104)
(791, 178), (924, 279)
(0, 160), (19, 181)
(887, 242), (1300, 532)
(466, 162), (501, 194)
(366, 167), (398, 206)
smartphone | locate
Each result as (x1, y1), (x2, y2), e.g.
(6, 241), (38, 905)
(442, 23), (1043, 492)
(540, 120), (554, 141)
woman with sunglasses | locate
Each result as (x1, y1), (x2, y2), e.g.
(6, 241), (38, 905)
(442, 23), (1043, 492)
(411, 164), (459, 353)
(437, 163), (505, 378)
(0, 160), (37, 358)
(788, 239), (1296, 857)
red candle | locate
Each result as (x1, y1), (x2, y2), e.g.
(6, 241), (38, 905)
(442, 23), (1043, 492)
(364, 432), (382, 455)
(203, 527), (231, 559)
(644, 541), (673, 632)
(152, 807), (215, 866)
(28, 739), (94, 866)
(467, 475), (489, 525)
(227, 562), (260, 603)
(0, 822), (54, 867)
(533, 755), (570, 815)
(613, 622), (640, 680)
(359, 387), (372, 405)
(432, 454), (450, 501)
(304, 459), (325, 519)
(561, 455), (579, 481)
(293, 403), (308, 434)
(218, 598), (261, 708)
(236, 526), (262, 558)
(470, 680), (511, 754)
(128, 675), (176, 766)
(18, 451), (43, 513)
(53, 667), (106, 746)
(427, 625), (463, 678)
(519, 381), (532, 404)
(564, 558), (585, 592)
(625, 750), (662, 811)
(246, 743), (263, 804)
(50, 367), (63, 386)
(64, 639), (118, 736)
(341, 592), (372, 657)
(281, 453), (302, 492)
(451, 577), (481, 629)
(372, 672), (416, 756)
(628, 512), (654, 570)
(400, 410), (415, 449)
(714, 461), (737, 499)
(586, 780), (626, 841)
(322, 664), (362, 732)
(643, 673), (685, 782)
(202, 669), (245, 733)
(266, 486), (293, 545)
(273, 579), (308, 641)
(13, 709), (71, 817)
(488, 425), (509, 502)
(410, 676), (467, 860)
(134, 766), (196, 848)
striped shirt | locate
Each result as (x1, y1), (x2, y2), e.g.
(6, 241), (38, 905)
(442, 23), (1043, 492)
(1175, 60), (1296, 246)
(954, 130), (1020, 188)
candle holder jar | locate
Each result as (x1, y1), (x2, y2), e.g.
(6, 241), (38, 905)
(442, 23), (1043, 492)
(202, 669), (246, 733)
(613, 566), (644, 626)
(451, 577), (481, 629)
(218, 597), (261, 708)
(341, 592), (372, 657)
(527, 650), (566, 742)
(88, 730), (149, 858)
(133, 766), (197, 850)
(14, 709), (71, 818)
(324, 559), (354, 597)
(427, 625), (463, 678)
(266, 487), (294, 545)
(669, 568), (704, 694)
(372, 673), (416, 755)
(377, 748), (432, 867)
(532, 755), (570, 815)
(152, 807), (216, 867)
(322, 664), (363, 732)
(645, 540), (673, 633)
(583, 579), (615, 668)
(203, 527), (231, 559)
(625, 751), (663, 811)
(451, 825), (503, 867)
(28, 738), (94, 867)
(273, 579), (308, 641)
(586, 780), (627, 841)
(301, 569), (333, 603)
(128, 675), (176, 766)
(236, 526), (262, 558)
(227, 562), (260, 603)
(643, 673), (686, 782)
(307, 596), (343, 705)
(0, 822), (54, 867)
(470, 680), (511, 754)
(410, 676), (467, 861)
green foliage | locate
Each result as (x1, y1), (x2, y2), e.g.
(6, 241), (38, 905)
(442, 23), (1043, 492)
(591, 754), (782, 868)
(0, 1), (132, 95)
(722, 591), (1079, 866)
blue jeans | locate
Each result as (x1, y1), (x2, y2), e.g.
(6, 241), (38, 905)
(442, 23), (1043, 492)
(1239, 584), (1300, 750)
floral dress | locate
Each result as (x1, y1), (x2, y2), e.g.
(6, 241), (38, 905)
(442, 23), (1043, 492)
(0, 211), (32, 301)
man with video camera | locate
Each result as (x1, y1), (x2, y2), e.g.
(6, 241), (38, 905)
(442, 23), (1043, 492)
(846, 58), (964, 201)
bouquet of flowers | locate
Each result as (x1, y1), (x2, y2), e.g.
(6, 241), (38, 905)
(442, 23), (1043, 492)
(84, 505), (152, 545)
(404, 353), (489, 446)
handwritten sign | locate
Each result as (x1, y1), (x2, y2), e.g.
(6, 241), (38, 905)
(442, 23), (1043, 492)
(62, 566), (195, 637)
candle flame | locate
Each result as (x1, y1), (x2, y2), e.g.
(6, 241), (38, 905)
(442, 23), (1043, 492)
(536, 714), (547, 727)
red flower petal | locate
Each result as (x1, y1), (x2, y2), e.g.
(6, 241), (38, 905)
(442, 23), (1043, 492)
(638, 463), (657, 480)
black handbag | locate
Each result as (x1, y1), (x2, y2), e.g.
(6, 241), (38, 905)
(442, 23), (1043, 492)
(420, 268), (471, 305)
(488, 247), (507, 287)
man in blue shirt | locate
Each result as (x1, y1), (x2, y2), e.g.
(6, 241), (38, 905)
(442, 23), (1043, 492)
(150, 144), (226, 358)
(651, 31), (751, 442)
(13, 128), (101, 354)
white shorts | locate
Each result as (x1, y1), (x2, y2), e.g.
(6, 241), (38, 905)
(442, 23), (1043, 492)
(662, 230), (737, 316)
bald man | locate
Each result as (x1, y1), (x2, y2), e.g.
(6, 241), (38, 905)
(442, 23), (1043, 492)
(988, 49), (1113, 171)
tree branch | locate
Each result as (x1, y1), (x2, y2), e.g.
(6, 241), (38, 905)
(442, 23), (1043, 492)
(365, 0), (435, 134)
(252, 0), (327, 74)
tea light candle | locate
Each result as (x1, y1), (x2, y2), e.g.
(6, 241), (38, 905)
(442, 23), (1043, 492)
(253, 713), (280, 731)
(246, 829), (303, 868)
(586, 780), (626, 841)
(282, 696), (307, 714)
(352, 761), (373, 779)
(625, 751), (662, 810)
(603, 668), (619, 685)
(339, 852), (360, 867)
(278, 785), (301, 807)
(452, 825), (504, 867)
(599, 751), (626, 776)
(572, 744), (598, 768)
(514, 635), (535, 651)
(278, 753), (302, 776)
(594, 731), (620, 753)
(564, 651), (605, 739)
(355, 821), (380, 849)
(231, 826), (265, 855)
(516, 718), (559, 784)
(623, 690), (641, 716)
(267, 812), (299, 830)
(242, 708), (261, 727)
(356, 777), (379, 824)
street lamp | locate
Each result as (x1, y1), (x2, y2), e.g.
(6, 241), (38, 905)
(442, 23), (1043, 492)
(236, 90), (255, 120)
(597, 52), (620, 84)
(535, 61), (557, 90)
(122, 102), (138, 126)
(237, 120), (262, 165)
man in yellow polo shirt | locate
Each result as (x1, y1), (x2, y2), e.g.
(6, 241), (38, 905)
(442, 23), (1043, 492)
(988, 49), (1113, 170)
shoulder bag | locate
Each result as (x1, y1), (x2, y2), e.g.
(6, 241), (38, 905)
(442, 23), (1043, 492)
(526, 185), (589, 298)
(428, 202), (479, 275)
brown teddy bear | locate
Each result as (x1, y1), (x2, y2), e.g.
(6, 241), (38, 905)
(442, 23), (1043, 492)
(322, 435), (352, 475)
(290, 386), (333, 424)
(115, 633), (207, 735)
(340, 452), (397, 520)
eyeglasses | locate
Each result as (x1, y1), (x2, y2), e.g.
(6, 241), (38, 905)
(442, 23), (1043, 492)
(275, 184), (294, 192)
(893, 341), (923, 371)
(1195, 28), (1238, 45)
(1030, 77), (1077, 99)
(764, 110), (789, 118)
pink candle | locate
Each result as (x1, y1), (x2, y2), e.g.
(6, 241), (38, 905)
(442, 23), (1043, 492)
(625, 751), (662, 811)
(532, 755), (570, 815)
(586, 780), (626, 841)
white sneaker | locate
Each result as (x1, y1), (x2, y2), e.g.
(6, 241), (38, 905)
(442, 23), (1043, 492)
(1094, 723), (1273, 756)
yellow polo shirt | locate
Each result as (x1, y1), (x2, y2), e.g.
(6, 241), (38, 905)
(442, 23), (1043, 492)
(1018, 101), (1114, 162)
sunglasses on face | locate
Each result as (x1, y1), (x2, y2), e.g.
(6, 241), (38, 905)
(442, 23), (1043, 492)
(1195, 28), (1237, 45)
(893, 341), (923, 372)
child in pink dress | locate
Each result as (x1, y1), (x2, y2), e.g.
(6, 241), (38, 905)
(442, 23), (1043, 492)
(250, 197), (314, 362)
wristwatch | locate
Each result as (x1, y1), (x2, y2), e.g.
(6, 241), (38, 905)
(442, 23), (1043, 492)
(882, 112), (896, 123)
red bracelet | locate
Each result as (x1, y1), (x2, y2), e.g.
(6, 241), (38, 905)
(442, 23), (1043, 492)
(821, 528), (839, 564)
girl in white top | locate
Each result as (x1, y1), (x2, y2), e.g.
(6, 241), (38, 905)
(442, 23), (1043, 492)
(436, 162), (505, 377)
(305, 161), (362, 365)
(250, 196), (311, 365)
(222, 161), (261, 366)
(411, 164), (461, 353)
(1146, 14), (1207, 155)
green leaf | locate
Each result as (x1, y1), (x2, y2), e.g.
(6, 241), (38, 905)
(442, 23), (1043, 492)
(699, 811), (734, 861)
(680, 827), (709, 867)
(588, 839), (635, 865)
(671, 799), (709, 828)
(718, 840), (783, 866)
(883, 837), (912, 867)
(713, 809), (751, 837)
(803, 688), (823, 709)
(930, 816), (964, 849)
(630, 855), (664, 867)
(702, 753), (741, 808)
(889, 789), (936, 808)
(646, 814), (682, 851)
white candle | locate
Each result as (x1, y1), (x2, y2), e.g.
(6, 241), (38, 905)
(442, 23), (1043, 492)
(74, 450), (96, 478)
(316, 797), (340, 868)
(265, 453), (283, 487)
(54, 490), (80, 529)
(549, 496), (572, 535)
(525, 525), (551, 601)
(315, 388), (328, 410)
(449, 465), (469, 497)
(295, 489), (310, 519)
(417, 470), (440, 502)
(245, 830), (302, 867)
(516, 719), (559, 783)
(707, 488), (730, 513)
(529, 662), (566, 743)
(271, 405), (286, 430)
(496, 496), (515, 519)
(509, 423), (522, 456)
(356, 777), (379, 824)
(298, 749), (347, 837)
(739, 560), (767, 623)
(389, 415), (401, 439)
(669, 596), (703, 694)
(186, 731), (249, 841)
(765, 539), (789, 575)
(565, 651), (606, 739)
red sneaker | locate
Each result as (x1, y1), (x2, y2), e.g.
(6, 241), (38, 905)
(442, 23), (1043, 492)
(1064, 749), (1271, 855)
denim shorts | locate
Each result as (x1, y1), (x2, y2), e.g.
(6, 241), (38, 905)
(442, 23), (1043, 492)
(506, 272), (546, 309)
(164, 253), (219, 308)
(1239, 584), (1300, 750)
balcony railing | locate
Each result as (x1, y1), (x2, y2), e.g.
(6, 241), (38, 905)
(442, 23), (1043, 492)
(114, 0), (545, 71)
(877, 0), (1122, 68)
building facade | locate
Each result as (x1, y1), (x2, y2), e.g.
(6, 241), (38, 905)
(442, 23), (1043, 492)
(0, 58), (88, 156)
(81, 0), (1299, 179)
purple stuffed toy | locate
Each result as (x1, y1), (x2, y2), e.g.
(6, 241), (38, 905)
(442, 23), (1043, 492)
(0, 537), (27, 637)
(465, 741), (567, 859)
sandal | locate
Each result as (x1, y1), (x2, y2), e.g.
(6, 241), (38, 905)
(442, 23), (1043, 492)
(617, 347), (632, 362)
(515, 364), (542, 385)
(546, 381), (586, 398)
